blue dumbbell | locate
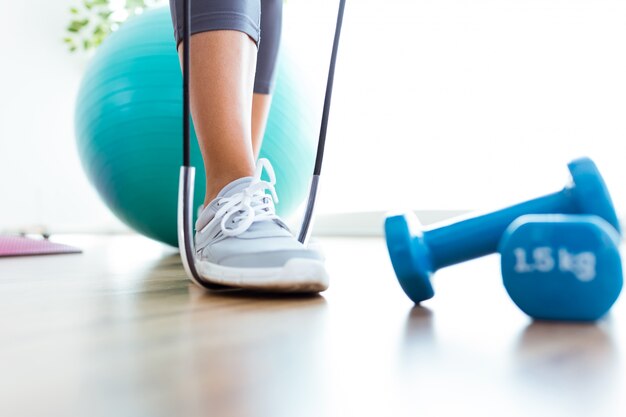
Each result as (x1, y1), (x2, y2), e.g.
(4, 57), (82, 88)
(499, 214), (622, 321)
(385, 157), (620, 303)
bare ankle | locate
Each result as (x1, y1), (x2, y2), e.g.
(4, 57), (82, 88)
(204, 171), (254, 206)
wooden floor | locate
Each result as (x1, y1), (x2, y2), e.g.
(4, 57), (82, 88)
(1, 234), (625, 417)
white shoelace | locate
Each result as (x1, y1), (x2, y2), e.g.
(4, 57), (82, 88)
(201, 158), (279, 237)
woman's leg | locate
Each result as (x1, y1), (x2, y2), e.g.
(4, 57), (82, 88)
(170, 0), (261, 206)
(170, 0), (282, 200)
(179, 32), (258, 207)
(251, 94), (272, 158)
(251, 0), (283, 157)
(169, 0), (327, 292)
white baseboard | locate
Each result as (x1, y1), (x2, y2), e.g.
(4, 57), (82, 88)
(9, 210), (621, 239)
(310, 210), (469, 237)
(1, 210), (468, 238)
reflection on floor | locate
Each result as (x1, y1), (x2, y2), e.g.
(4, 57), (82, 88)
(0, 234), (623, 417)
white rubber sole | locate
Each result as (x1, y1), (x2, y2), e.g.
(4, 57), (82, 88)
(194, 257), (330, 293)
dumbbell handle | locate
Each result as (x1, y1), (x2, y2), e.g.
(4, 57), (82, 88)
(424, 188), (574, 269)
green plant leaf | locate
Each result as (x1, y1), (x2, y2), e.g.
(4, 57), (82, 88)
(67, 18), (90, 32)
(126, 0), (146, 9)
(92, 24), (108, 37)
(66, 0), (153, 53)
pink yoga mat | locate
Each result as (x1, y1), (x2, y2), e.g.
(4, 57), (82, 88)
(0, 236), (82, 258)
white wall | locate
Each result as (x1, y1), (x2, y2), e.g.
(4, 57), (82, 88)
(289, 0), (626, 216)
(0, 0), (126, 233)
(1, 0), (626, 234)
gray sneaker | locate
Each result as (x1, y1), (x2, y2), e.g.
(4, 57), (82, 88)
(193, 158), (329, 292)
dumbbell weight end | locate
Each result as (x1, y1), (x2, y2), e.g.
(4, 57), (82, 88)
(385, 157), (620, 304)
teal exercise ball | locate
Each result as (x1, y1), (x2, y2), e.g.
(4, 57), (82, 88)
(75, 7), (316, 247)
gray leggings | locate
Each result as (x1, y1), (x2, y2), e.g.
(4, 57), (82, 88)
(169, 0), (282, 94)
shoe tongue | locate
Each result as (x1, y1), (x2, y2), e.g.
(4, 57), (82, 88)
(195, 177), (255, 231)
(218, 177), (255, 198)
